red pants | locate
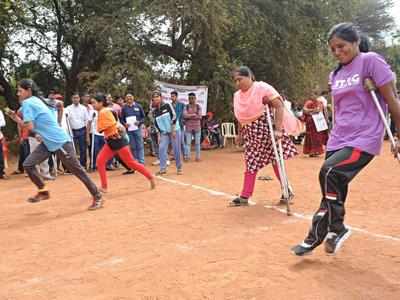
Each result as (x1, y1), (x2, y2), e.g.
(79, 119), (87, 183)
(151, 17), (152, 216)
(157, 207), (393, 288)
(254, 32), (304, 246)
(97, 144), (153, 189)
(240, 163), (281, 198)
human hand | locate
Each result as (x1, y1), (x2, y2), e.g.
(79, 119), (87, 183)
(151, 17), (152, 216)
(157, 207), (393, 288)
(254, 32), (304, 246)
(4, 107), (16, 118)
(274, 129), (283, 140)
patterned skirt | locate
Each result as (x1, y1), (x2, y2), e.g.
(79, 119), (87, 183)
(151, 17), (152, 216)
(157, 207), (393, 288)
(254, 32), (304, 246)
(242, 112), (298, 173)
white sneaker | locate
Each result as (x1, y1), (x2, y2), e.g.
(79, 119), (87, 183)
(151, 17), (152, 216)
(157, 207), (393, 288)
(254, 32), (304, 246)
(167, 160), (170, 166)
(152, 160), (160, 166)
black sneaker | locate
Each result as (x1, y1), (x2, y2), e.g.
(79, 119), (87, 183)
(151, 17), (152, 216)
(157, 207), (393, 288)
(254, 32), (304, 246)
(88, 193), (104, 211)
(122, 170), (135, 175)
(229, 196), (249, 206)
(27, 191), (50, 203)
(156, 169), (167, 176)
(291, 242), (315, 256)
(324, 227), (352, 255)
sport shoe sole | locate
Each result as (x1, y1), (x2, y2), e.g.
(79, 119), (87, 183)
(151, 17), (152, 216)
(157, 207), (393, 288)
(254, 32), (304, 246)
(291, 243), (314, 256)
(325, 228), (352, 255)
(27, 192), (50, 203)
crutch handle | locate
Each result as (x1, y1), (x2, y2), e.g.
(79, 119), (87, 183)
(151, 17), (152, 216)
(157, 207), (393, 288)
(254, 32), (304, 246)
(364, 78), (377, 92)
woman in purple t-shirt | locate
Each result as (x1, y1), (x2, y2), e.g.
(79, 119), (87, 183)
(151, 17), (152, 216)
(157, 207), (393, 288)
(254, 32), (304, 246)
(292, 23), (400, 256)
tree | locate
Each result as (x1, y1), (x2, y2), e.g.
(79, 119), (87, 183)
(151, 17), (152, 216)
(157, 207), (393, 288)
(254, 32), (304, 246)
(0, 0), (23, 109)
(17, 0), (136, 103)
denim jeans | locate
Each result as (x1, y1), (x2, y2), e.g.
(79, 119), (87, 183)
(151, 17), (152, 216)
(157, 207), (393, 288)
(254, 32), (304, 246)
(181, 130), (187, 158)
(184, 130), (201, 160)
(150, 131), (159, 157)
(72, 127), (87, 168)
(127, 129), (145, 164)
(159, 131), (182, 171)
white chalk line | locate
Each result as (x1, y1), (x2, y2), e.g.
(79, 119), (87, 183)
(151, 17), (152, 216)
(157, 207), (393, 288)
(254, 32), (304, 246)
(157, 176), (400, 243)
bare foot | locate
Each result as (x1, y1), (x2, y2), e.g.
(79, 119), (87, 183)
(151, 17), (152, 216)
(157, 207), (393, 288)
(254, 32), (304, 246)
(150, 178), (156, 189)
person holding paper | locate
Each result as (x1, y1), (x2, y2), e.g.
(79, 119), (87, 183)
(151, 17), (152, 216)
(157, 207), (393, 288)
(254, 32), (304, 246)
(151, 91), (182, 175)
(302, 90), (329, 157)
(121, 93), (146, 164)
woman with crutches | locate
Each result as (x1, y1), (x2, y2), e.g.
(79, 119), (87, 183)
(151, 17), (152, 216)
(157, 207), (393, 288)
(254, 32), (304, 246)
(292, 23), (400, 257)
(230, 66), (298, 207)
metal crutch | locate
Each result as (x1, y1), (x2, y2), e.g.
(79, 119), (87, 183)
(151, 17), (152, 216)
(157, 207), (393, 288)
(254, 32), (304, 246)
(364, 78), (400, 161)
(265, 105), (292, 216)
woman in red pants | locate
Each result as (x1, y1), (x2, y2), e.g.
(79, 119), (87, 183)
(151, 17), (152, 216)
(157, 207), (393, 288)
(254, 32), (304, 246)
(93, 93), (155, 193)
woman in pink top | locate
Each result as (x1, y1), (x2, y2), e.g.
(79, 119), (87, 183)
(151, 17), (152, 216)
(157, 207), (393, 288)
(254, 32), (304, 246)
(292, 23), (400, 257)
(231, 66), (298, 206)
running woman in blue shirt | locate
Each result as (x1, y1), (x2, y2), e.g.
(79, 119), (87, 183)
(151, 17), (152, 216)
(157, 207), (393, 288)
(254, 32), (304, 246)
(6, 79), (103, 210)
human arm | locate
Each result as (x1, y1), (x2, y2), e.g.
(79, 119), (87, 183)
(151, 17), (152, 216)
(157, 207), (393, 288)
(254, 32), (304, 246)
(183, 105), (196, 119)
(56, 101), (64, 125)
(120, 106), (128, 127)
(138, 104), (146, 126)
(5, 109), (34, 131)
(194, 104), (202, 120)
(377, 82), (400, 155)
(167, 103), (177, 137)
(262, 95), (284, 139)
(303, 101), (321, 114)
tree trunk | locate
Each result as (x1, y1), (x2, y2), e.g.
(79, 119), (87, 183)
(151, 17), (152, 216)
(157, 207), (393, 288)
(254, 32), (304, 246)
(0, 74), (18, 109)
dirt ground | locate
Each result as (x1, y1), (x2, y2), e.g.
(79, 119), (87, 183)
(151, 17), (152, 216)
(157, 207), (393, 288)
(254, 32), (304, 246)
(0, 142), (399, 300)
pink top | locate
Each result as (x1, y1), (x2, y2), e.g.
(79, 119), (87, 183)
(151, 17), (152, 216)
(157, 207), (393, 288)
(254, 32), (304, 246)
(234, 81), (280, 124)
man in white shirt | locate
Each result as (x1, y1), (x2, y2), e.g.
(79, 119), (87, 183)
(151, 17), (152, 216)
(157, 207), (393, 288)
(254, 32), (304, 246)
(82, 93), (95, 169)
(65, 93), (89, 168)
(0, 109), (7, 179)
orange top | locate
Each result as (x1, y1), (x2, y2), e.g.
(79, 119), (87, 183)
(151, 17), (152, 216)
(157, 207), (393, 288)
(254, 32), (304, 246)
(97, 108), (119, 138)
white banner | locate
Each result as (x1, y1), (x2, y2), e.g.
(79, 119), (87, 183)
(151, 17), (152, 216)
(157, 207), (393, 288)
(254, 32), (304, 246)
(155, 81), (208, 116)
(312, 112), (328, 132)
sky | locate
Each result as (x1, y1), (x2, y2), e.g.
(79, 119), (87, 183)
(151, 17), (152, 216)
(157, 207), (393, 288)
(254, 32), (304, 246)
(393, 1), (400, 28)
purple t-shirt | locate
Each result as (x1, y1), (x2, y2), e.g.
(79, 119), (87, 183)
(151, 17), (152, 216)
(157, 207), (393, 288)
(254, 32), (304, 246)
(328, 52), (394, 155)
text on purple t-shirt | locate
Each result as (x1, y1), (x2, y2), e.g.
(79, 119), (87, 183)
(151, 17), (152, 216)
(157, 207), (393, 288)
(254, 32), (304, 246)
(328, 52), (394, 155)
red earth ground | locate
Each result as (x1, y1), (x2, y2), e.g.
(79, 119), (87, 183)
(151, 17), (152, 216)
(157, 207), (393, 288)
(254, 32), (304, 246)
(0, 142), (399, 300)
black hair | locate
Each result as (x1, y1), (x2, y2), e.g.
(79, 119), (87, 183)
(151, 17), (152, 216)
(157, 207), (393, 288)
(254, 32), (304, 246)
(328, 23), (360, 76)
(328, 22), (359, 44)
(94, 92), (108, 107)
(18, 79), (41, 97)
(72, 92), (80, 97)
(233, 66), (255, 81)
(188, 92), (196, 97)
(359, 34), (370, 53)
(171, 91), (178, 96)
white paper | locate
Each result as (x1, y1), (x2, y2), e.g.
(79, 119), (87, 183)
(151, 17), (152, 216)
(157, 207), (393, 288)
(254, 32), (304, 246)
(312, 112), (328, 132)
(126, 116), (138, 131)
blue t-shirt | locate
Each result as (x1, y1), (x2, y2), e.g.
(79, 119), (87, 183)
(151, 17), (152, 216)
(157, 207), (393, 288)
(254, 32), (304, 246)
(21, 96), (70, 151)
